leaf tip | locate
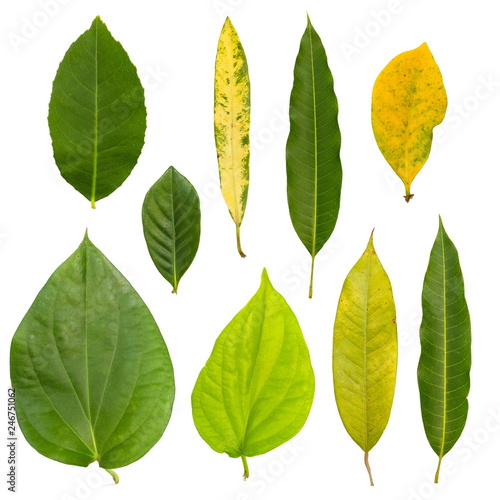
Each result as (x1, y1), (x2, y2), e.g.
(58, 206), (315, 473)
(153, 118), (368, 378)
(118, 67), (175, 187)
(92, 15), (104, 28)
(223, 16), (234, 31)
(367, 228), (375, 247)
(261, 267), (270, 283)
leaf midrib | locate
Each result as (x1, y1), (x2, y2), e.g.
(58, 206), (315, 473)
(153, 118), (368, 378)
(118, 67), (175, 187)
(169, 173), (178, 290)
(362, 250), (373, 451)
(308, 22), (318, 260)
(438, 227), (447, 461)
(84, 243), (99, 459)
(91, 21), (99, 208)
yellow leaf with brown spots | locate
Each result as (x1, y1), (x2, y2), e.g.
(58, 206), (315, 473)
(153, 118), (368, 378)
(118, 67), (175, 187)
(371, 43), (447, 202)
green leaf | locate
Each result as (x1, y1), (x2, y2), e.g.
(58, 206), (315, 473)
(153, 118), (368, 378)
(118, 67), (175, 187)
(418, 216), (471, 483)
(286, 16), (342, 298)
(10, 233), (174, 483)
(142, 166), (201, 294)
(214, 17), (250, 258)
(333, 232), (397, 486)
(48, 16), (147, 208)
(191, 269), (315, 479)
(371, 43), (447, 202)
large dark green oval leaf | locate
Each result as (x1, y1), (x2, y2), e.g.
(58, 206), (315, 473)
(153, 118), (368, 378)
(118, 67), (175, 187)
(10, 233), (174, 483)
(418, 216), (471, 483)
(48, 16), (147, 208)
(191, 269), (315, 479)
(286, 15), (342, 298)
(142, 166), (201, 294)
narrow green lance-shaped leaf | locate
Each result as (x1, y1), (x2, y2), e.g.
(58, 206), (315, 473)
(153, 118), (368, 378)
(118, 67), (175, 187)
(333, 232), (397, 486)
(286, 16), (342, 298)
(142, 166), (201, 294)
(10, 233), (174, 483)
(192, 269), (315, 479)
(372, 43), (447, 202)
(418, 216), (471, 483)
(214, 17), (250, 258)
(48, 16), (147, 208)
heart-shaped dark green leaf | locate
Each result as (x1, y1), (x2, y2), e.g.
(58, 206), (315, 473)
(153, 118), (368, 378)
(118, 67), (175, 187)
(48, 16), (147, 208)
(286, 16), (342, 298)
(191, 269), (315, 479)
(142, 166), (201, 294)
(418, 216), (471, 483)
(10, 233), (174, 483)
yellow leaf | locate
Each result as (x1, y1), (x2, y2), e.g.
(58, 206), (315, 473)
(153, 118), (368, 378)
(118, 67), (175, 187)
(371, 43), (447, 202)
(333, 231), (397, 485)
(214, 17), (250, 257)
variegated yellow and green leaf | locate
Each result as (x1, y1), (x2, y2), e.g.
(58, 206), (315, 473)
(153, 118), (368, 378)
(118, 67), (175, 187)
(372, 43), (447, 201)
(214, 17), (250, 257)
(333, 232), (397, 486)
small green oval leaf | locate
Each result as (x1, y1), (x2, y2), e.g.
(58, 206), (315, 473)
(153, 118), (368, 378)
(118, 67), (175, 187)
(10, 233), (174, 482)
(333, 232), (397, 486)
(191, 269), (315, 479)
(214, 17), (250, 257)
(48, 16), (147, 208)
(418, 216), (471, 483)
(286, 16), (342, 298)
(142, 166), (201, 294)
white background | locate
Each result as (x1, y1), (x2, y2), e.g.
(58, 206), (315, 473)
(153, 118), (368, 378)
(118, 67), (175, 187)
(1, 0), (499, 499)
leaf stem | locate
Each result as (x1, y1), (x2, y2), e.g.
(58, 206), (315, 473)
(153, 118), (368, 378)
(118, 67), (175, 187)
(404, 186), (414, 203)
(104, 468), (119, 484)
(236, 224), (246, 258)
(308, 255), (315, 299)
(434, 456), (443, 483)
(364, 452), (374, 486)
(241, 456), (249, 480)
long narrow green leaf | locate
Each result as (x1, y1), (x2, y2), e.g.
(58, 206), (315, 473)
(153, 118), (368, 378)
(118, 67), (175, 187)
(142, 166), (201, 294)
(48, 16), (147, 208)
(333, 232), (397, 486)
(214, 17), (250, 257)
(10, 233), (174, 482)
(191, 269), (315, 479)
(418, 216), (471, 483)
(286, 15), (342, 298)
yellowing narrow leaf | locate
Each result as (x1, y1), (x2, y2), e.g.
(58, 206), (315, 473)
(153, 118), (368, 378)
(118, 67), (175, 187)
(333, 232), (397, 486)
(214, 17), (250, 257)
(372, 43), (447, 202)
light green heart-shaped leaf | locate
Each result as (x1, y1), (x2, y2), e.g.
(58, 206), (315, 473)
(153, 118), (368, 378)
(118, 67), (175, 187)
(10, 233), (174, 483)
(142, 166), (201, 294)
(214, 17), (250, 258)
(372, 43), (447, 202)
(418, 216), (471, 483)
(286, 16), (342, 298)
(333, 232), (397, 486)
(192, 269), (315, 479)
(48, 16), (147, 208)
